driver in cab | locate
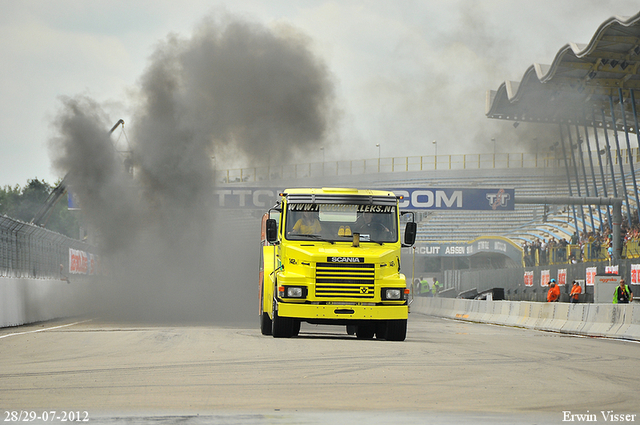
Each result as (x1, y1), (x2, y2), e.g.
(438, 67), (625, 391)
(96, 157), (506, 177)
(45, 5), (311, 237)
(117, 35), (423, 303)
(355, 212), (390, 238)
(291, 211), (321, 235)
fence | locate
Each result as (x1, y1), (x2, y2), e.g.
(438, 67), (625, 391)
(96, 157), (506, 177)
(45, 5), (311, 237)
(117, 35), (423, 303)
(214, 147), (640, 183)
(0, 215), (94, 279)
(524, 240), (640, 267)
(443, 258), (639, 303)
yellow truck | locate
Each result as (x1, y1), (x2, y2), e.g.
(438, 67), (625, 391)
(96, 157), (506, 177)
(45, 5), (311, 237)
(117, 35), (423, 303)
(259, 188), (417, 341)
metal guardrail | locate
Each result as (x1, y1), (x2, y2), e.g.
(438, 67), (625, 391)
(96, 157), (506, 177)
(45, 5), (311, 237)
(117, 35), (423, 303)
(214, 148), (640, 183)
(0, 215), (93, 279)
(524, 241), (640, 267)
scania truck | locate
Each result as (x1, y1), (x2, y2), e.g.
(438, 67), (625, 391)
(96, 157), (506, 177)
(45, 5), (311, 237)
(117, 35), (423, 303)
(259, 188), (417, 341)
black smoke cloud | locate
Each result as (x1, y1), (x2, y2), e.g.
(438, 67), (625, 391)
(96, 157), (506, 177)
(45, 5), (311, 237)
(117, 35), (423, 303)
(49, 14), (335, 323)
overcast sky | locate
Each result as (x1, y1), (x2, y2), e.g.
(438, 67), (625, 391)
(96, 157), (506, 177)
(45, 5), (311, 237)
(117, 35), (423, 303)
(1, 0), (639, 187)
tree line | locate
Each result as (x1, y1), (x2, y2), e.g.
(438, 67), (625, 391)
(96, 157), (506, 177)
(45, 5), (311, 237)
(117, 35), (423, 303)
(0, 178), (79, 239)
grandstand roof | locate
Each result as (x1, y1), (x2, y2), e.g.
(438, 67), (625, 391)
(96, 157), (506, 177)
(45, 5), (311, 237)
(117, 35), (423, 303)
(486, 12), (640, 132)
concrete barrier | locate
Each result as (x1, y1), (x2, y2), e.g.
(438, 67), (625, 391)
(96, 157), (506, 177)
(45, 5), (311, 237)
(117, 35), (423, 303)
(476, 299), (491, 322)
(606, 305), (629, 338)
(523, 302), (542, 329)
(513, 302), (532, 328)
(534, 303), (556, 331)
(413, 297), (639, 342)
(504, 302), (524, 327)
(1, 277), (91, 328)
(560, 304), (588, 334)
(449, 299), (465, 319)
(583, 304), (616, 337)
(619, 304), (640, 340)
(492, 301), (512, 325)
(547, 302), (570, 331)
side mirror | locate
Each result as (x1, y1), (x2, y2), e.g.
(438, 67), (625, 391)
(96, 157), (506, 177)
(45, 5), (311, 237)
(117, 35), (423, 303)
(403, 222), (417, 246)
(266, 218), (278, 243)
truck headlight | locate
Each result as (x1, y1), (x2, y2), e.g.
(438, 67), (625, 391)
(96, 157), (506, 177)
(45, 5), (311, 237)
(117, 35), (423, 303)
(287, 287), (303, 297)
(382, 288), (403, 300)
(278, 286), (307, 298)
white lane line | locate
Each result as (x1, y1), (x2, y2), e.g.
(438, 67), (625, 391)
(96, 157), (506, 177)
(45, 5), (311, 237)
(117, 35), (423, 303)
(0, 319), (92, 339)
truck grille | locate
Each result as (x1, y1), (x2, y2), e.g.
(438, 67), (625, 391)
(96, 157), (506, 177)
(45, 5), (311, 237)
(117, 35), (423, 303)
(315, 262), (375, 299)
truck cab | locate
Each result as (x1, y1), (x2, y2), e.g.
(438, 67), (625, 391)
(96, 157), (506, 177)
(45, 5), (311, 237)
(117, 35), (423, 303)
(259, 188), (416, 341)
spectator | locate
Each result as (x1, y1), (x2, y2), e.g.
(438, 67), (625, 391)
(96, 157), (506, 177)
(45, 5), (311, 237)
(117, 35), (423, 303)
(592, 235), (601, 259)
(431, 278), (441, 297)
(547, 279), (561, 302)
(569, 281), (582, 303)
(571, 232), (579, 245)
(419, 276), (430, 297)
(613, 279), (633, 304)
(559, 238), (568, 263)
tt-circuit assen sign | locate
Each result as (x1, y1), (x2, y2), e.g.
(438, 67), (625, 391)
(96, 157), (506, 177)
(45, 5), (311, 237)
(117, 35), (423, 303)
(394, 188), (513, 210)
(213, 187), (514, 210)
(403, 237), (520, 258)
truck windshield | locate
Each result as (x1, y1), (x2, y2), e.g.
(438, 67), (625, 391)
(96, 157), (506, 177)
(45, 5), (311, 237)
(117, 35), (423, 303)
(285, 203), (397, 243)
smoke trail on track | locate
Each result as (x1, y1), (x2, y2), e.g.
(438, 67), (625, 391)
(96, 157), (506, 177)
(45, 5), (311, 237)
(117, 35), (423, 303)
(49, 14), (336, 323)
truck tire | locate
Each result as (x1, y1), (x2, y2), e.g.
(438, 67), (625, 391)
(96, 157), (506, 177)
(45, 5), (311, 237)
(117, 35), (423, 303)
(260, 312), (272, 336)
(272, 309), (295, 338)
(375, 321), (388, 339)
(356, 323), (375, 339)
(385, 319), (407, 341)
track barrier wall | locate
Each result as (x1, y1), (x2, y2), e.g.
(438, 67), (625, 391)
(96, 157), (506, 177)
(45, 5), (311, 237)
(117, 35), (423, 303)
(0, 277), (93, 328)
(411, 296), (640, 341)
(0, 215), (100, 329)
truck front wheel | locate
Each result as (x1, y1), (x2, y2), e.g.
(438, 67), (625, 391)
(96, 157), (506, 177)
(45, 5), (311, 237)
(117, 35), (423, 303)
(356, 323), (375, 339)
(260, 312), (272, 335)
(385, 319), (407, 341)
(272, 309), (295, 338)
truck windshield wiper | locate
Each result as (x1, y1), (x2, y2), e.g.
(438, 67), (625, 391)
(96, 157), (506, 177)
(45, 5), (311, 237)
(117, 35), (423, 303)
(359, 235), (385, 245)
(295, 234), (335, 244)
(366, 239), (385, 245)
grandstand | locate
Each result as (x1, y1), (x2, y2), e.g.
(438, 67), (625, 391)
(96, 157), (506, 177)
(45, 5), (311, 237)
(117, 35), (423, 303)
(219, 139), (640, 279)
(149, 4), (640, 290)
(221, 148), (639, 240)
(374, 166), (568, 243)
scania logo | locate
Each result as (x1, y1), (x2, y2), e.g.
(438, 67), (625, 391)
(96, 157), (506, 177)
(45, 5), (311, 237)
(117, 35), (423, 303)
(328, 256), (364, 263)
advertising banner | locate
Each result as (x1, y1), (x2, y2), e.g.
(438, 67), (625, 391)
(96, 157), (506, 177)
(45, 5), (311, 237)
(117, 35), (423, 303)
(69, 248), (100, 275)
(67, 190), (80, 210)
(213, 187), (515, 211)
(404, 237), (523, 265)
(524, 271), (534, 287)
(557, 269), (567, 286)
(586, 267), (597, 286)
(605, 265), (619, 274)
(632, 264), (640, 284)
(541, 270), (550, 287)
(394, 188), (514, 210)
(69, 248), (88, 275)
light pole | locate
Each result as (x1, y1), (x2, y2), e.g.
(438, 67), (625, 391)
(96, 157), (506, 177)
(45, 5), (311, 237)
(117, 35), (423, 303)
(320, 146), (325, 175)
(432, 140), (437, 169)
(491, 138), (496, 168)
(376, 143), (380, 172)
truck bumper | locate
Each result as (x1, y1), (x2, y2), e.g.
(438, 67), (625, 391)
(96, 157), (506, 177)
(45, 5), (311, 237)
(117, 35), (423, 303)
(277, 302), (408, 321)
